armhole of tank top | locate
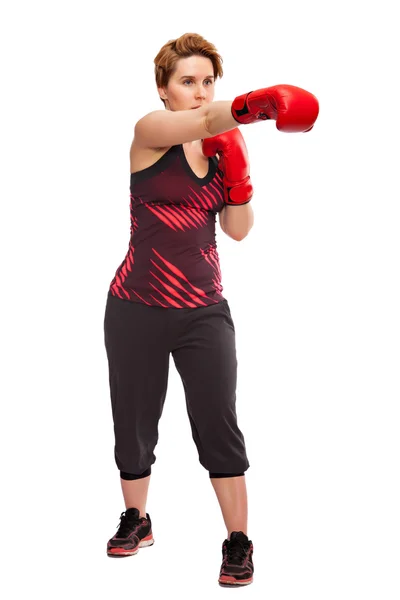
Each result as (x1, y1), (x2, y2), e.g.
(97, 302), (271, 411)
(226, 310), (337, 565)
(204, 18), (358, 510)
(130, 145), (179, 183)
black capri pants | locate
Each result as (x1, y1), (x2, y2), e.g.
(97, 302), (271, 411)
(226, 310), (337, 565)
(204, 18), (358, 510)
(104, 292), (249, 479)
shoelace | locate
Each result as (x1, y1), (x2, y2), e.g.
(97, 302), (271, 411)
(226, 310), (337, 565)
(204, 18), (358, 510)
(226, 539), (250, 565)
(116, 511), (141, 537)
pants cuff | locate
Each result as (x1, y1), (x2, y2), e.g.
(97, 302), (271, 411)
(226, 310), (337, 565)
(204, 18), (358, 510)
(209, 472), (245, 478)
(120, 467), (151, 480)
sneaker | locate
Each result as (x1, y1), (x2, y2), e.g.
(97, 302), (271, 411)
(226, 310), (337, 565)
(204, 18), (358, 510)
(218, 531), (254, 586)
(107, 507), (154, 557)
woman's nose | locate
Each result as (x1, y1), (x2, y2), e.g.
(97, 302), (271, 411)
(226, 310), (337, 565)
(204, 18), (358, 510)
(195, 86), (206, 99)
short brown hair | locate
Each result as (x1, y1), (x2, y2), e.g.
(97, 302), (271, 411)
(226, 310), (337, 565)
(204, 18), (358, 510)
(154, 33), (223, 105)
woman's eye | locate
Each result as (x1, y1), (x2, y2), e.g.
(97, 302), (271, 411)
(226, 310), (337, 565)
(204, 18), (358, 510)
(183, 79), (213, 85)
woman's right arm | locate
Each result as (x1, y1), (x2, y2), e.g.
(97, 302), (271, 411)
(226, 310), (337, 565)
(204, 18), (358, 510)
(134, 85), (320, 149)
(134, 101), (239, 149)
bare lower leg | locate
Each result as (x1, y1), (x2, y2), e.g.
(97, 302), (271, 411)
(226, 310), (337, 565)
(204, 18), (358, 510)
(120, 475), (151, 518)
(210, 475), (248, 537)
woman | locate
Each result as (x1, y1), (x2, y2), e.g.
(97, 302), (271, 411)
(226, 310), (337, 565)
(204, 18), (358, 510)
(104, 32), (318, 587)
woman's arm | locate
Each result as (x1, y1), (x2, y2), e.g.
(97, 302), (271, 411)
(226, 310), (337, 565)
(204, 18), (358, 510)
(134, 101), (238, 149)
(135, 84), (319, 149)
(219, 203), (254, 241)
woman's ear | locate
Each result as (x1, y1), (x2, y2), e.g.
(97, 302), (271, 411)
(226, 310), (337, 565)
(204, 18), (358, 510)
(157, 87), (168, 101)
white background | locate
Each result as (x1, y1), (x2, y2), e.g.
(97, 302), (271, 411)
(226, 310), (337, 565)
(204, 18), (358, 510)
(1, 0), (399, 598)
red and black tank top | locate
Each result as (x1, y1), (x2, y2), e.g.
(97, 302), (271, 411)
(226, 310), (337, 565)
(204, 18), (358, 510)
(109, 144), (226, 308)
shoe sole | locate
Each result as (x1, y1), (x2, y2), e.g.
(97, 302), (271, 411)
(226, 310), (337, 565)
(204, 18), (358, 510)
(218, 576), (253, 587)
(107, 535), (154, 557)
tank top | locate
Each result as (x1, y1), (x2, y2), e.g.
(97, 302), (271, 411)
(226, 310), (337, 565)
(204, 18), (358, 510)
(108, 144), (226, 308)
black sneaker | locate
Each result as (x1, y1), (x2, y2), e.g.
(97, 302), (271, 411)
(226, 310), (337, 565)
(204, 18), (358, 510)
(218, 531), (254, 586)
(107, 507), (154, 557)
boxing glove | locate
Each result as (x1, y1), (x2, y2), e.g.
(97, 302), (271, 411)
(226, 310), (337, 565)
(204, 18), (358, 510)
(231, 84), (319, 132)
(202, 128), (253, 205)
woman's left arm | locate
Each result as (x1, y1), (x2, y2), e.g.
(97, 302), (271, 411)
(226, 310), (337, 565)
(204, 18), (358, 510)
(219, 203), (254, 241)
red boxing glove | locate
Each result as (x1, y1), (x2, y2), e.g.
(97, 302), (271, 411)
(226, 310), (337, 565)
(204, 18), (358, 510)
(231, 84), (319, 132)
(202, 128), (253, 206)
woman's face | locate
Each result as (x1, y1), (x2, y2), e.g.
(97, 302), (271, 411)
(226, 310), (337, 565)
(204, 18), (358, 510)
(158, 55), (215, 111)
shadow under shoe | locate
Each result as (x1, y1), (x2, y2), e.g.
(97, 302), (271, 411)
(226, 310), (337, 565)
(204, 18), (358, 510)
(218, 531), (254, 586)
(107, 507), (154, 557)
